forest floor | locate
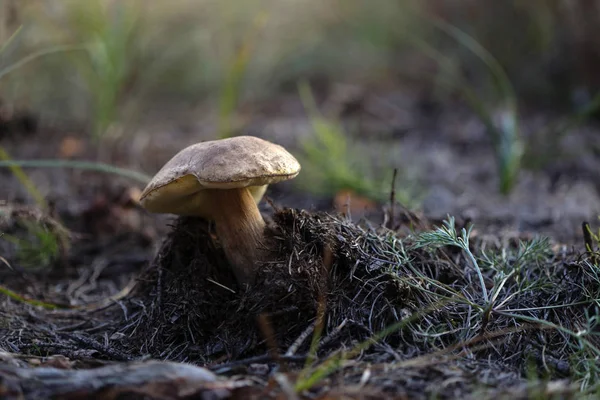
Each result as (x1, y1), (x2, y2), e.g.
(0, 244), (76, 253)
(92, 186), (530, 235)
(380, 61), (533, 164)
(2, 85), (600, 399)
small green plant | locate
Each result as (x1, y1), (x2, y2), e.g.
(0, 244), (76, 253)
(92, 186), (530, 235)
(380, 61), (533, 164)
(0, 158), (149, 272)
(0, 28), (62, 271)
(59, 0), (142, 139)
(412, 15), (523, 195)
(0, 27), (73, 272)
(296, 81), (419, 205)
(582, 220), (600, 266)
(218, 10), (269, 139)
(0, 147), (47, 210)
(412, 216), (489, 303)
(410, 216), (600, 391)
(1, 219), (63, 270)
(0, 29), (138, 269)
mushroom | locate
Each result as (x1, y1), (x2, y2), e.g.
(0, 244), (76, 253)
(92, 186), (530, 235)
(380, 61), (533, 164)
(139, 135), (301, 286)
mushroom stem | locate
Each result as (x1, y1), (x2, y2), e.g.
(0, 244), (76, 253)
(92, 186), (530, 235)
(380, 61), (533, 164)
(207, 187), (266, 286)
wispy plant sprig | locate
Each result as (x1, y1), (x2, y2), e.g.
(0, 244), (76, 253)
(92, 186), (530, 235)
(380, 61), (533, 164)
(411, 216), (489, 303)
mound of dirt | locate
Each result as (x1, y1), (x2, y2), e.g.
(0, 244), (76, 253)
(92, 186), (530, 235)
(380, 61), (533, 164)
(123, 208), (414, 362)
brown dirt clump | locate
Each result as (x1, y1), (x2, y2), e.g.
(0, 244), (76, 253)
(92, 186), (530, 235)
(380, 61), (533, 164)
(123, 208), (413, 362)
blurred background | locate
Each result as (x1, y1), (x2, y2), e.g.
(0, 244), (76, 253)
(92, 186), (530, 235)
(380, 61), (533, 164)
(2, 0), (600, 243)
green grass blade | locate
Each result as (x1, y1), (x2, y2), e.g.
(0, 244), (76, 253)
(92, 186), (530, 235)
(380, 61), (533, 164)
(0, 25), (23, 53)
(426, 15), (517, 113)
(218, 11), (269, 139)
(0, 159), (152, 183)
(0, 148), (48, 209)
(0, 44), (86, 81)
(0, 284), (65, 310)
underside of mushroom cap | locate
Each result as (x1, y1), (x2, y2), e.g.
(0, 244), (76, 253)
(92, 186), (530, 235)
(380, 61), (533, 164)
(139, 136), (300, 216)
(140, 176), (268, 217)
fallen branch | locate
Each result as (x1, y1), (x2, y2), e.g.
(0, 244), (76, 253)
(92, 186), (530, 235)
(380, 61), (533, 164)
(0, 360), (246, 400)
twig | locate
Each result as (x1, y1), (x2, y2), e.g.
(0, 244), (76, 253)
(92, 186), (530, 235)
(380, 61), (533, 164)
(81, 279), (138, 312)
(64, 333), (134, 362)
(285, 322), (316, 356)
(318, 318), (348, 350)
(388, 168), (398, 229)
(273, 373), (301, 400)
(306, 245), (333, 363)
(257, 314), (285, 371)
(208, 354), (307, 372)
(264, 195), (280, 213)
(206, 278), (236, 294)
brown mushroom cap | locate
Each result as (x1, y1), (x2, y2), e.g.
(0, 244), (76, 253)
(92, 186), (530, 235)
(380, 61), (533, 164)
(139, 136), (301, 217)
